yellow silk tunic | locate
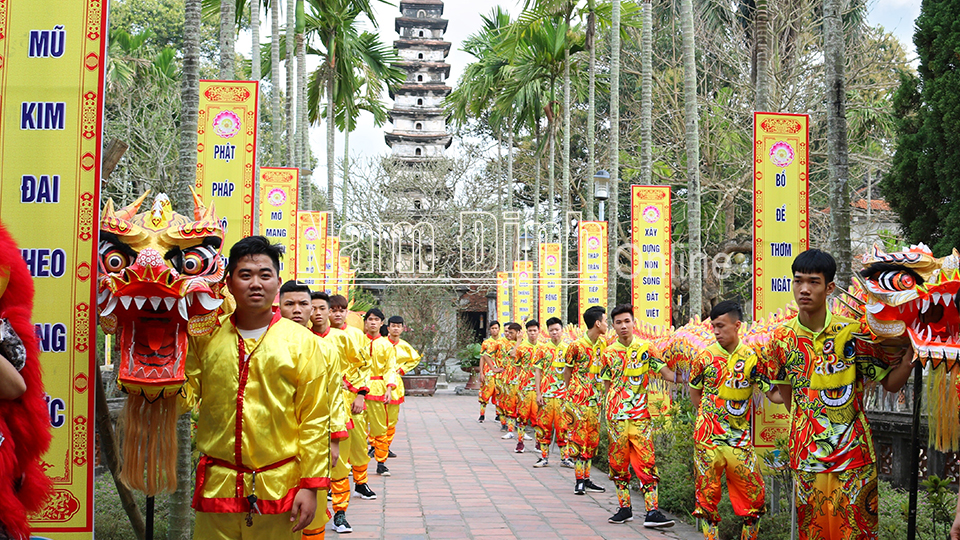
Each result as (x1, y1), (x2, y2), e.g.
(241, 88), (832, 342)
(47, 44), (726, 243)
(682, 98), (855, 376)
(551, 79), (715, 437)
(336, 325), (372, 394)
(184, 315), (342, 514)
(312, 327), (354, 439)
(366, 336), (399, 403)
(387, 338), (423, 404)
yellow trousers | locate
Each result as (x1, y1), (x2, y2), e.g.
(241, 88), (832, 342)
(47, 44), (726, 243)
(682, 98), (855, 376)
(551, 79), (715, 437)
(330, 407), (371, 512)
(366, 401), (399, 462)
(194, 510), (322, 539)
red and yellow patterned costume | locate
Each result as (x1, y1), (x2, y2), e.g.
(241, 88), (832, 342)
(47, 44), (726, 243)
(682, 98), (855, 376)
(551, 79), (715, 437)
(185, 312), (342, 538)
(514, 338), (540, 428)
(597, 337), (665, 511)
(690, 342), (770, 531)
(766, 313), (892, 540)
(533, 340), (570, 459)
(563, 334), (606, 478)
(478, 336), (501, 415)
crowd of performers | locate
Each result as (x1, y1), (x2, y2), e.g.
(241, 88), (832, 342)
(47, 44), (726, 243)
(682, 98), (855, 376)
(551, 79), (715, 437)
(184, 236), (421, 538)
(476, 248), (922, 540)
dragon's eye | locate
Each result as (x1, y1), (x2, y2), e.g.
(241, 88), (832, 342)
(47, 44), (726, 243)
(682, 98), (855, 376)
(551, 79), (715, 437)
(876, 271), (915, 291)
(180, 245), (219, 276)
(101, 248), (129, 273)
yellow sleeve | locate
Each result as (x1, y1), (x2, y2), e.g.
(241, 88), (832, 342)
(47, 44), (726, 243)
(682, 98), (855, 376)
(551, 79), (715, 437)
(296, 336), (335, 489)
(397, 342), (422, 375)
(345, 328), (372, 393)
(181, 334), (203, 414)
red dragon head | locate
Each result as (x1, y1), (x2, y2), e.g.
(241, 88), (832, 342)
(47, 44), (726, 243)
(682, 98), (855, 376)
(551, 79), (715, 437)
(98, 191), (225, 401)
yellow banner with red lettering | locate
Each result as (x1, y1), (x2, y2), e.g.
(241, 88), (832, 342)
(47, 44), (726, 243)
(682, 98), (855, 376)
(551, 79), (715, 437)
(0, 2), (107, 537)
(258, 167), (298, 283)
(538, 243), (562, 325)
(513, 260), (534, 324)
(496, 272), (511, 322)
(753, 112), (809, 318)
(296, 212), (326, 288)
(323, 236), (340, 295)
(336, 256), (351, 297)
(196, 80), (258, 254)
(578, 221), (608, 327)
(631, 186), (672, 329)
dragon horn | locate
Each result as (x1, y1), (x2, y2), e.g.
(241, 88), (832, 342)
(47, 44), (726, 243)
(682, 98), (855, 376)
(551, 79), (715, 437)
(117, 190), (150, 220)
(838, 287), (866, 306)
(191, 187), (207, 221)
(834, 296), (864, 318)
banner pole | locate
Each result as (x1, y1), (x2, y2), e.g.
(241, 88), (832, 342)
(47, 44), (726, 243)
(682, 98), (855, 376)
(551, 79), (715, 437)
(146, 496), (155, 540)
(907, 363), (923, 540)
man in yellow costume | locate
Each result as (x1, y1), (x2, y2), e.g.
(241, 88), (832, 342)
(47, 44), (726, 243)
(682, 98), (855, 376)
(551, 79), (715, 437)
(562, 306), (607, 496)
(310, 292), (377, 534)
(185, 236), (342, 540)
(374, 316), (422, 470)
(532, 317), (573, 469)
(599, 304), (676, 528)
(364, 310), (399, 476)
(766, 250), (913, 540)
(477, 320), (504, 424)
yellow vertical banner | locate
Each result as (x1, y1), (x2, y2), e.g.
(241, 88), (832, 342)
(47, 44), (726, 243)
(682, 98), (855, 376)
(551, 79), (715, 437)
(496, 271), (512, 322)
(196, 80), (258, 255)
(324, 236), (340, 295)
(257, 167), (298, 283)
(513, 260), (534, 324)
(0, 2), (106, 537)
(578, 221), (608, 327)
(630, 186), (672, 329)
(296, 211), (326, 288)
(538, 243), (562, 325)
(753, 112), (809, 318)
(336, 256), (351, 297)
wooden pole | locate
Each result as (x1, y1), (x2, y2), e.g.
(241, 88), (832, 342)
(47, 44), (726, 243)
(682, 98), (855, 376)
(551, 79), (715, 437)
(907, 363), (923, 540)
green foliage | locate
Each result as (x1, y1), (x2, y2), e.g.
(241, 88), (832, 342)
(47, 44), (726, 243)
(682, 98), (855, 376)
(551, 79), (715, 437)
(886, 0), (960, 255)
(457, 343), (483, 370)
(94, 473), (173, 540)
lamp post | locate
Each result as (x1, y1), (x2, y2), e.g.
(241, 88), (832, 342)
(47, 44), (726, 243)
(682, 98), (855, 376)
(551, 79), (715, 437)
(519, 232), (533, 261)
(594, 170), (610, 221)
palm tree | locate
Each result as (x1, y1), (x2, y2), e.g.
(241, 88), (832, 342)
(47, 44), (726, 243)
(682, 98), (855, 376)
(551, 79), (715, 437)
(607, 0), (620, 307)
(823, 0), (851, 286)
(219, 0), (236, 78)
(585, 0), (597, 221)
(251, 0), (261, 92)
(640, 0), (652, 186)
(680, 0), (702, 318)
(755, 0), (770, 110)
(286, 0), (296, 167)
(296, 0), (309, 207)
(271, 0), (282, 163)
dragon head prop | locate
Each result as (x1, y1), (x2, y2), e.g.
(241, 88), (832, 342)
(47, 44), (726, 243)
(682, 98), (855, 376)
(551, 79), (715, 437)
(855, 243), (960, 369)
(98, 191), (225, 402)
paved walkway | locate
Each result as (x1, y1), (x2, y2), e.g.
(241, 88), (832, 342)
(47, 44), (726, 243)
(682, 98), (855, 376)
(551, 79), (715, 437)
(337, 392), (698, 539)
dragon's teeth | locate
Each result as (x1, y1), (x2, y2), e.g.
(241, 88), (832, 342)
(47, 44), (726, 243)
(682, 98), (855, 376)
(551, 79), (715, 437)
(163, 297), (176, 310)
(186, 292), (194, 307)
(134, 296), (147, 309)
(120, 296), (132, 309)
(922, 298), (931, 313)
(933, 292), (943, 305)
(196, 292), (223, 311)
(100, 296), (118, 317)
(98, 288), (110, 304)
(178, 298), (189, 320)
(149, 296), (163, 310)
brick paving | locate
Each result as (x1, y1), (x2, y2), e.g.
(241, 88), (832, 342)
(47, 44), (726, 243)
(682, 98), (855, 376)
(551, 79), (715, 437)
(335, 392), (699, 540)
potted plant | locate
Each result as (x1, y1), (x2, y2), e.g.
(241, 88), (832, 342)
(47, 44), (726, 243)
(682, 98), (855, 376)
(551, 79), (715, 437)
(457, 343), (483, 390)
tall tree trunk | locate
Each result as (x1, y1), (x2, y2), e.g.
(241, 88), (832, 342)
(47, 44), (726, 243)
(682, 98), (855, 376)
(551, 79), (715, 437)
(640, 0), (652, 186)
(755, 0), (770, 111)
(251, 0), (261, 84)
(680, 0), (703, 318)
(285, 0), (296, 167)
(296, 13), (308, 211)
(172, 3), (200, 538)
(562, 16), (572, 318)
(507, 112), (515, 210)
(271, 0), (282, 164)
(824, 0), (851, 287)
(219, 0), (236, 79)
(327, 75), (336, 224)
(342, 130), (350, 219)
(586, 1), (597, 221)
(608, 0), (621, 308)
(534, 122), (542, 228)
(548, 115), (556, 241)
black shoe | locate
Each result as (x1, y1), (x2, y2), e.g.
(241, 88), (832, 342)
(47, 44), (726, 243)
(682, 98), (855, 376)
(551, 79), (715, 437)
(495, 414), (500, 422)
(327, 490), (332, 501)
(574, 479), (586, 495)
(354, 483), (377, 500)
(332, 510), (353, 533)
(500, 423), (508, 432)
(584, 479), (606, 493)
(388, 449), (397, 458)
(643, 509), (675, 528)
(608, 506), (633, 524)
(367, 446), (375, 458)
(478, 414), (485, 423)
(376, 462), (390, 476)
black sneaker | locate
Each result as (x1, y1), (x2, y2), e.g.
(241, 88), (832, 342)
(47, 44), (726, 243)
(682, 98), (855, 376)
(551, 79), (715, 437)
(643, 509), (675, 528)
(376, 462), (390, 476)
(608, 506), (633, 524)
(495, 414), (500, 422)
(574, 479), (586, 495)
(584, 479), (606, 493)
(332, 510), (353, 533)
(478, 414), (485, 423)
(500, 423), (508, 432)
(354, 483), (377, 500)
(367, 446), (375, 458)
(388, 449), (397, 458)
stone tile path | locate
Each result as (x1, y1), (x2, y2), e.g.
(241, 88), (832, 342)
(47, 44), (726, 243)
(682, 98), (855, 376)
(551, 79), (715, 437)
(335, 392), (699, 539)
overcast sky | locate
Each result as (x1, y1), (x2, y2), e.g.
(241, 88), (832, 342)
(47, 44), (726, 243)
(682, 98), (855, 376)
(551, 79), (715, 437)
(296, 0), (921, 187)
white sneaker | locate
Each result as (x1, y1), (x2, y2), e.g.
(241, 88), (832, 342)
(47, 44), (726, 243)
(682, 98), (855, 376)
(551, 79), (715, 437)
(501, 431), (516, 439)
(533, 457), (549, 468)
(523, 433), (534, 441)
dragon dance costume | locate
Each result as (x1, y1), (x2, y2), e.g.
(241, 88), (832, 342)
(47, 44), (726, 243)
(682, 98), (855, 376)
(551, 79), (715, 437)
(185, 313), (343, 539)
(533, 340), (570, 460)
(767, 313), (892, 540)
(478, 336), (501, 417)
(513, 338), (540, 431)
(493, 336), (513, 429)
(563, 334), (606, 480)
(0, 222), (52, 540)
(314, 325), (372, 518)
(690, 342), (770, 539)
(598, 338), (665, 513)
